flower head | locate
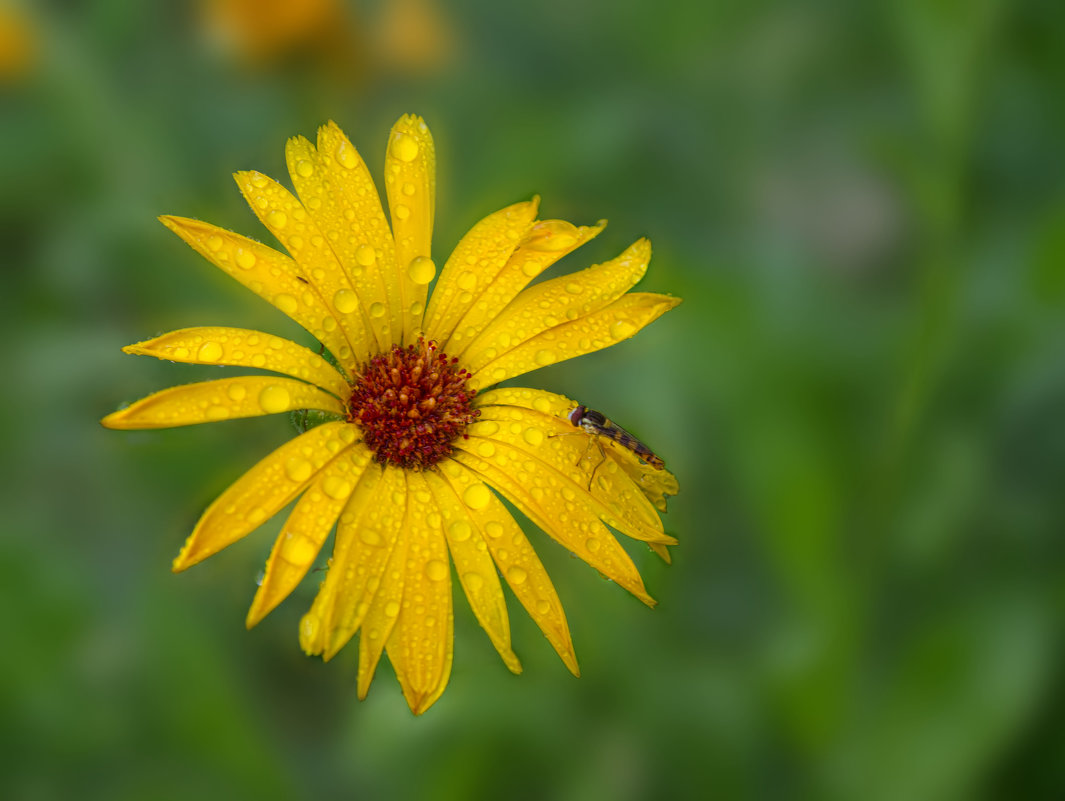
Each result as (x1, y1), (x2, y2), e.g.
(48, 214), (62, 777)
(103, 115), (681, 714)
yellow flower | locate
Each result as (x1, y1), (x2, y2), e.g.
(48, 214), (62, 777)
(103, 116), (681, 714)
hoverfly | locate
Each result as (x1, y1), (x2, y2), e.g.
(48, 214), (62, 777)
(563, 404), (664, 489)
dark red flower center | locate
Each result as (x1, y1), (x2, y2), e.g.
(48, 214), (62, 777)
(347, 339), (479, 470)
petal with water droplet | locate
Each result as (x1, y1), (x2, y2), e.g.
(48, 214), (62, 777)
(122, 326), (350, 398)
(246, 443), (373, 627)
(383, 472), (453, 715)
(424, 199), (539, 348)
(101, 376), (343, 430)
(425, 470), (521, 675)
(168, 422), (354, 571)
(158, 216), (354, 370)
(435, 460), (579, 676)
(467, 293), (681, 391)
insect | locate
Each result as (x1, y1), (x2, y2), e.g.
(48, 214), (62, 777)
(564, 404), (664, 489)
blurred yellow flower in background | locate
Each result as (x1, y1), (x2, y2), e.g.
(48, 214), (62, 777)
(102, 115), (680, 714)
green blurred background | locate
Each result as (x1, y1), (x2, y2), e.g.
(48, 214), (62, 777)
(4, 0), (1065, 798)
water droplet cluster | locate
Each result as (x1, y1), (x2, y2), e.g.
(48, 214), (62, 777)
(348, 339), (478, 470)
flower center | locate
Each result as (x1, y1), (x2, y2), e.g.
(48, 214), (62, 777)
(347, 339), (479, 470)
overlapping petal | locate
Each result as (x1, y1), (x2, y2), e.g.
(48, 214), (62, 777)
(170, 421), (358, 570)
(234, 170), (375, 367)
(122, 326), (350, 398)
(100, 376), (343, 430)
(159, 216), (354, 366)
(467, 292), (681, 391)
(246, 442), (373, 627)
(424, 199), (539, 348)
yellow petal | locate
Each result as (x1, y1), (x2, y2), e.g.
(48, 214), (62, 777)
(171, 421), (357, 571)
(297, 461), (387, 656)
(234, 169), (375, 366)
(356, 468), (411, 699)
(383, 472), (453, 714)
(436, 459), (579, 675)
(461, 238), (649, 372)
(449, 219), (605, 361)
(383, 114), (436, 344)
(477, 386), (680, 512)
(159, 216), (353, 366)
(101, 376), (344, 430)
(424, 470), (521, 674)
(123, 326), (350, 398)
(246, 442), (373, 627)
(468, 293), (681, 391)
(287, 130), (394, 353)
(424, 199), (539, 349)
(452, 444), (656, 607)
(470, 404), (675, 546)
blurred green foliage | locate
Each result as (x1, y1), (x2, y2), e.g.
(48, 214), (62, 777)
(3, 0), (1065, 798)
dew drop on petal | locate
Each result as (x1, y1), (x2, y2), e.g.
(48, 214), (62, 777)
(384, 600), (401, 617)
(235, 249), (257, 269)
(369, 302), (386, 318)
(333, 289), (359, 314)
(323, 476), (352, 500)
(463, 572), (484, 592)
(535, 600), (551, 615)
(295, 159), (314, 178)
(507, 566), (528, 585)
(205, 405), (229, 421)
(283, 533), (317, 564)
(274, 294), (298, 314)
(522, 428), (544, 446)
(391, 132), (420, 162)
(300, 613), (320, 643)
(457, 271), (477, 291)
(355, 245), (376, 266)
(484, 521), (503, 539)
(535, 349), (556, 366)
(565, 282), (583, 295)
(267, 210), (288, 229)
(359, 528), (382, 546)
(206, 235), (223, 252)
(284, 456), (313, 482)
(335, 140), (358, 169)
(426, 560), (448, 581)
(227, 384), (247, 402)
(449, 520), (471, 542)
(610, 320), (637, 339)
(407, 256), (436, 285)
(259, 385), (291, 414)
(394, 204), (410, 221)
(463, 483), (491, 509)
(197, 341), (223, 362)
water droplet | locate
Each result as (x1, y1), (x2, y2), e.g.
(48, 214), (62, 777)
(335, 140), (358, 169)
(463, 483), (491, 509)
(333, 289), (358, 314)
(283, 533), (317, 564)
(522, 428), (544, 446)
(295, 159), (314, 178)
(206, 235), (223, 252)
(463, 572), (484, 592)
(205, 405), (229, 421)
(457, 271), (477, 291)
(323, 476), (352, 500)
(507, 566), (528, 585)
(391, 132), (420, 162)
(610, 320), (637, 339)
(235, 249), (257, 269)
(274, 293), (298, 314)
(394, 204), (410, 221)
(476, 441), (496, 458)
(535, 349), (555, 366)
(523, 220), (579, 251)
(407, 256), (436, 284)
(565, 282), (583, 294)
(267, 210), (288, 229)
(402, 181), (416, 196)
(284, 456), (313, 482)
(449, 520), (471, 542)
(384, 600), (400, 617)
(426, 560), (448, 581)
(355, 245), (376, 266)
(587, 537), (602, 553)
(369, 302), (386, 318)
(300, 613), (320, 643)
(227, 384), (247, 402)
(484, 521), (503, 539)
(259, 385), (292, 414)
(359, 528), (382, 546)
